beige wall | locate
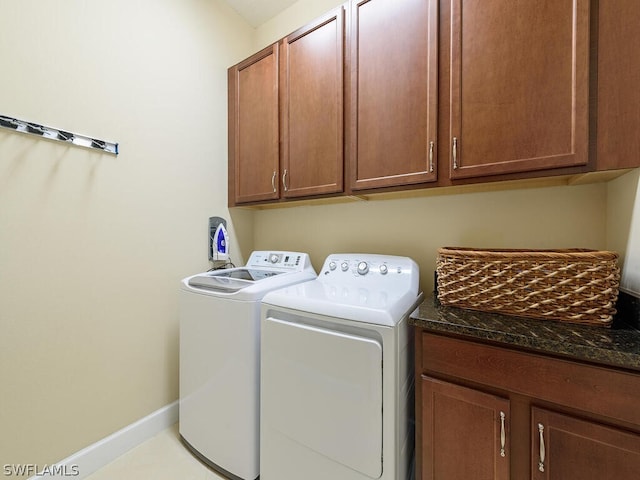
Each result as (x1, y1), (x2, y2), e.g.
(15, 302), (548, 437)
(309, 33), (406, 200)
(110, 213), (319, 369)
(608, 170), (640, 296)
(0, 0), (254, 469)
(252, 184), (609, 292)
(253, 0), (345, 49)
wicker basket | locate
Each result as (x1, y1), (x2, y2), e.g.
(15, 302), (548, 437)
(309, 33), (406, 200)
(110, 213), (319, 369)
(436, 248), (620, 327)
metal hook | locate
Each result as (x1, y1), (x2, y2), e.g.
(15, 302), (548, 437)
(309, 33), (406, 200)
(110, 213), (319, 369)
(0, 116), (18, 129)
(26, 123), (46, 135)
(91, 139), (106, 150)
(57, 130), (74, 141)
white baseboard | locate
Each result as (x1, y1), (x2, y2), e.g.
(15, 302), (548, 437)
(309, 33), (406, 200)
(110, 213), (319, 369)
(29, 401), (179, 480)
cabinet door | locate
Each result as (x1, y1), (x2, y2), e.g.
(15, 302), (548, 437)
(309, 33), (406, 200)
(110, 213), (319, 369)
(228, 44), (280, 204)
(597, 0), (640, 170)
(449, 0), (590, 179)
(532, 407), (640, 479)
(281, 8), (344, 198)
(348, 0), (438, 191)
(421, 376), (510, 480)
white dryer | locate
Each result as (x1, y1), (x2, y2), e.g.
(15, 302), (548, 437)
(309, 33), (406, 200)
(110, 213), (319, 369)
(260, 254), (423, 480)
(179, 251), (316, 480)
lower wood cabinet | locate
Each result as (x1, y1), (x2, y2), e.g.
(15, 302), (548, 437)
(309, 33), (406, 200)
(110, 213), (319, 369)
(416, 331), (640, 479)
(422, 377), (510, 480)
(531, 407), (640, 479)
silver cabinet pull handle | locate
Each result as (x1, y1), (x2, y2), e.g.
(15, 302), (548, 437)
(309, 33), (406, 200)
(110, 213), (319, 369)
(282, 169), (289, 192)
(271, 171), (277, 193)
(500, 412), (506, 457)
(452, 137), (459, 169)
(538, 423), (546, 472)
(429, 141), (435, 173)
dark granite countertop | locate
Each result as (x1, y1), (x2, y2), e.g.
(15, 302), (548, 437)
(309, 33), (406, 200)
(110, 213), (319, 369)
(410, 294), (640, 372)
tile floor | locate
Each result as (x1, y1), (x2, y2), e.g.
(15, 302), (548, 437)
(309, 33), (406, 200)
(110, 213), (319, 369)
(84, 423), (225, 480)
(84, 423), (415, 480)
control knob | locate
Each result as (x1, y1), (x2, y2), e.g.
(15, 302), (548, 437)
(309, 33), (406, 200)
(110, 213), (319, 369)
(341, 262), (349, 272)
(269, 254), (279, 264)
(357, 261), (369, 276)
(329, 261), (337, 271)
(379, 264), (388, 275)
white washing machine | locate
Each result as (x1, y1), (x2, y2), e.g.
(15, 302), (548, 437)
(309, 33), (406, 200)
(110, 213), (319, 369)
(260, 253), (423, 480)
(179, 251), (316, 480)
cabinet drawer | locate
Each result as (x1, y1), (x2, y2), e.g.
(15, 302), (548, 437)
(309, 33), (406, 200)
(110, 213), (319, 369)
(421, 333), (640, 427)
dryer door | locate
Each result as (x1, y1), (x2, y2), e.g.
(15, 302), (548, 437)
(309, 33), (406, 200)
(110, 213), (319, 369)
(262, 317), (383, 479)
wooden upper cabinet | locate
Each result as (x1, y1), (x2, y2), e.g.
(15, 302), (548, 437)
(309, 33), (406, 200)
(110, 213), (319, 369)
(448, 0), (590, 179)
(597, 0), (640, 170)
(348, 0), (438, 191)
(228, 0), (637, 206)
(281, 7), (345, 198)
(228, 44), (280, 205)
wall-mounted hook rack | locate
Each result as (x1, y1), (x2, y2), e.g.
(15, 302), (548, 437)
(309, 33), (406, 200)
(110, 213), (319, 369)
(0, 114), (119, 155)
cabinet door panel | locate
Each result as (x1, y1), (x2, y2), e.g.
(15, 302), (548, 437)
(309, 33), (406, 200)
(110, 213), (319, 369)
(230, 45), (280, 204)
(449, 0), (590, 179)
(532, 407), (640, 480)
(349, 0), (438, 190)
(597, 0), (640, 169)
(281, 8), (344, 198)
(421, 376), (510, 480)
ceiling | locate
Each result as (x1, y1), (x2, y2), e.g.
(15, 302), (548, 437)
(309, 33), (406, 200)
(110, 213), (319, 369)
(223, 0), (299, 27)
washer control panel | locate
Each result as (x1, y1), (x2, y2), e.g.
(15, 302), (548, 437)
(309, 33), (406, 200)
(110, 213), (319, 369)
(246, 251), (309, 271)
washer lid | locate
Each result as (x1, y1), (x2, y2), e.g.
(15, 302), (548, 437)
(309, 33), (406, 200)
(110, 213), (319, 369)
(181, 251), (317, 300)
(188, 268), (283, 292)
